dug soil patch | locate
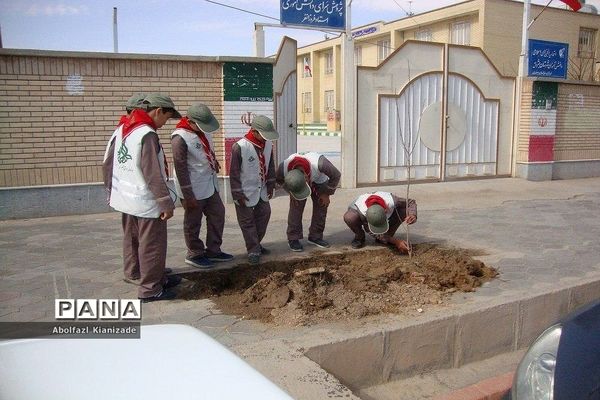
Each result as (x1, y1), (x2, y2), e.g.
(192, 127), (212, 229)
(180, 243), (497, 326)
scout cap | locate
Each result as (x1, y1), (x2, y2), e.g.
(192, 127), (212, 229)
(251, 115), (279, 141)
(125, 93), (146, 112)
(187, 103), (219, 133)
(143, 93), (182, 118)
(284, 168), (311, 201)
(366, 204), (389, 235)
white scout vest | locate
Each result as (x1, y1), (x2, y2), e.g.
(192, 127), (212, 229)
(103, 126), (121, 163)
(282, 152), (328, 185)
(109, 125), (169, 218)
(171, 128), (218, 200)
(237, 137), (273, 207)
(354, 191), (395, 219)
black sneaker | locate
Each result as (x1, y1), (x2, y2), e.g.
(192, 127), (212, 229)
(351, 239), (365, 249)
(139, 289), (176, 303)
(288, 240), (303, 252)
(260, 245), (270, 255)
(206, 252), (234, 262)
(307, 238), (330, 249)
(164, 275), (182, 289)
(248, 253), (260, 265)
(185, 255), (214, 269)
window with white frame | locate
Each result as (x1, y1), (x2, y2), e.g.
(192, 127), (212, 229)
(415, 28), (432, 42)
(451, 21), (471, 45)
(578, 27), (597, 58)
(302, 92), (312, 113)
(377, 39), (391, 63)
(354, 45), (362, 65)
(324, 90), (335, 112)
(325, 51), (334, 74)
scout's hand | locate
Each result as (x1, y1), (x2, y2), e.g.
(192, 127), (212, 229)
(160, 209), (174, 221)
(182, 198), (198, 210)
(237, 196), (248, 207)
(404, 215), (417, 225)
(393, 239), (411, 254)
(268, 189), (274, 199)
(318, 193), (330, 207)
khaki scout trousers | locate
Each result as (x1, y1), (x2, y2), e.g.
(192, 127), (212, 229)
(286, 193), (328, 241)
(121, 213), (168, 298)
(183, 192), (225, 258)
(234, 200), (271, 255)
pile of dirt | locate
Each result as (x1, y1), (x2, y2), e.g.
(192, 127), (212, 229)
(180, 243), (497, 326)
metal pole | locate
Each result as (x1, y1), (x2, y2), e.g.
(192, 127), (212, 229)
(341, 0), (356, 188)
(113, 7), (119, 53)
(518, 0), (531, 77)
(254, 23), (265, 57)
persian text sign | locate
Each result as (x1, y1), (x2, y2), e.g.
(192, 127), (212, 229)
(528, 39), (568, 79)
(281, 0), (345, 31)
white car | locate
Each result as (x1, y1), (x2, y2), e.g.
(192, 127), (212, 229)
(0, 324), (293, 400)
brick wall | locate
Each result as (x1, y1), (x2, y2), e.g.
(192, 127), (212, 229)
(517, 79), (600, 163)
(0, 50), (223, 188)
(555, 82), (600, 161)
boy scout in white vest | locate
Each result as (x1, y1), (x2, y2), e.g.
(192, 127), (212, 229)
(171, 103), (234, 269)
(229, 115), (279, 265)
(343, 191), (417, 253)
(103, 93), (182, 303)
(275, 152), (341, 252)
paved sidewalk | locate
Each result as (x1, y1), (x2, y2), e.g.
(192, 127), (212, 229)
(2, 177), (600, 399)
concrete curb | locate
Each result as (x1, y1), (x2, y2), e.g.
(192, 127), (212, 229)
(432, 372), (512, 400)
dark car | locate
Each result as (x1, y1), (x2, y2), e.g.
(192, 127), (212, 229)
(509, 298), (600, 400)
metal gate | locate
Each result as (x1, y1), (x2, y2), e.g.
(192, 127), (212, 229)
(379, 72), (499, 182)
(275, 71), (297, 164)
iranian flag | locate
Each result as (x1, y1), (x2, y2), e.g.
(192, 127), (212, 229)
(558, 0), (583, 11)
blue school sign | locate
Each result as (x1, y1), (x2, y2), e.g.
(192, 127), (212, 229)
(281, 0), (346, 31)
(528, 39), (569, 79)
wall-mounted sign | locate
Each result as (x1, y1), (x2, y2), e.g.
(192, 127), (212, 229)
(65, 74), (84, 95)
(528, 39), (568, 79)
(280, 0), (345, 31)
(222, 62), (274, 174)
(351, 26), (378, 39)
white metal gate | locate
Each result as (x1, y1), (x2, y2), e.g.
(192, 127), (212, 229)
(379, 73), (499, 181)
(275, 72), (297, 164)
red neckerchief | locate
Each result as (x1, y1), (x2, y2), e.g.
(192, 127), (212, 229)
(287, 156), (311, 180)
(117, 115), (129, 126)
(121, 109), (168, 178)
(176, 118), (220, 172)
(287, 156), (318, 195)
(365, 195), (387, 210)
(122, 109), (157, 140)
(245, 130), (266, 184)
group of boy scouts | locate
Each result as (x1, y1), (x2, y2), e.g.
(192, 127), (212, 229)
(103, 93), (417, 303)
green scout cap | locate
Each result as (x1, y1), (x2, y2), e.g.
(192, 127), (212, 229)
(142, 93), (182, 118)
(125, 93), (146, 112)
(187, 103), (219, 133)
(366, 204), (389, 235)
(284, 168), (310, 201)
(251, 115), (279, 141)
